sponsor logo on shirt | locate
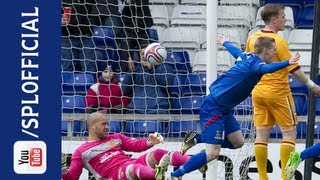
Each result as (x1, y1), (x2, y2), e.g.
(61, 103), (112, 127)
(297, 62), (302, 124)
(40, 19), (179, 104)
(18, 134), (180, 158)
(99, 151), (120, 163)
(107, 140), (118, 147)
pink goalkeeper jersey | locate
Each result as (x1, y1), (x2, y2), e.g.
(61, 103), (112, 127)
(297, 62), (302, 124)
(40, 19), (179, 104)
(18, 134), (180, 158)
(62, 133), (150, 180)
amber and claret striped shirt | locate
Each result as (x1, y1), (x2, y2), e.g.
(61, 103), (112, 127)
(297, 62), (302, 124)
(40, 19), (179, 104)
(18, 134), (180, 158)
(245, 30), (300, 98)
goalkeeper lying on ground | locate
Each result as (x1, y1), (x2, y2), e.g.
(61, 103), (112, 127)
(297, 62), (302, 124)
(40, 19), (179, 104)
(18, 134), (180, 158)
(62, 112), (191, 180)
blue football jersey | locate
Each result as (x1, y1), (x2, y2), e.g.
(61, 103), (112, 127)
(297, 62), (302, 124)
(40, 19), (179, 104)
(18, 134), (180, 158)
(209, 41), (290, 110)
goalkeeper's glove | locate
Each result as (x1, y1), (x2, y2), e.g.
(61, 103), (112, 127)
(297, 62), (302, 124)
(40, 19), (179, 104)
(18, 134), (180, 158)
(61, 153), (68, 174)
(147, 132), (164, 146)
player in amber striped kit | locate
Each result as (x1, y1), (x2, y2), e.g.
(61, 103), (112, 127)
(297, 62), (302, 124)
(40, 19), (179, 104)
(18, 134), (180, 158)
(246, 4), (320, 180)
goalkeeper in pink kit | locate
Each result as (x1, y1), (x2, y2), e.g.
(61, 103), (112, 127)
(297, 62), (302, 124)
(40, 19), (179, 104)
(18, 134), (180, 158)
(62, 112), (190, 180)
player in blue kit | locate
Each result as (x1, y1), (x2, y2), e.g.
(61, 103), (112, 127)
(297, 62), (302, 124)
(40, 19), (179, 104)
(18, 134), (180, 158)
(171, 35), (301, 178)
(285, 142), (320, 180)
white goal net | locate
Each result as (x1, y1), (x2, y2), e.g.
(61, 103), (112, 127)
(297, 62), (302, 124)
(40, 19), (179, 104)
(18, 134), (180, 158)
(61, 0), (260, 179)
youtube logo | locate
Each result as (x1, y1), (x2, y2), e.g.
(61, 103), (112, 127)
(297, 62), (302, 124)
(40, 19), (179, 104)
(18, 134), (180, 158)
(14, 141), (46, 174)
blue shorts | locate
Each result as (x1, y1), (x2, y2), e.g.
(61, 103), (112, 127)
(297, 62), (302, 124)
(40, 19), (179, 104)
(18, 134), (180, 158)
(200, 95), (240, 144)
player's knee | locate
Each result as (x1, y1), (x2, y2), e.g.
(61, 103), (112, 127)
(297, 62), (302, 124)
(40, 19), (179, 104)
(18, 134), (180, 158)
(127, 164), (137, 179)
(281, 125), (297, 140)
(233, 139), (244, 149)
(235, 142), (244, 149)
(153, 149), (168, 157)
(206, 147), (220, 161)
(206, 152), (219, 161)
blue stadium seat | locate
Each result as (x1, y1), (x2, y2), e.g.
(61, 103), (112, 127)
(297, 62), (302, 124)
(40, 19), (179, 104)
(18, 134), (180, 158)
(73, 120), (88, 136)
(304, 0), (314, 6)
(169, 73), (222, 97)
(114, 72), (131, 84)
(296, 6), (314, 29)
(92, 27), (117, 48)
(289, 75), (309, 115)
(297, 121), (320, 139)
(171, 96), (204, 114)
(95, 49), (121, 72)
(62, 72), (95, 95)
(109, 119), (121, 134)
(263, 0), (303, 6)
(234, 96), (253, 115)
(262, 0), (303, 23)
(270, 125), (282, 139)
(62, 95), (86, 113)
(169, 74), (188, 97)
(124, 120), (163, 137)
(314, 121), (320, 139)
(296, 121), (307, 139)
(270, 122), (320, 139)
(289, 75), (308, 95)
(182, 73), (206, 96)
(239, 121), (253, 138)
(316, 98), (320, 115)
(165, 51), (192, 73)
(65, 119), (120, 136)
(148, 28), (159, 43)
(293, 94), (308, 115)
(61, 120), (86, 136)
(167, 120), (198, 137)
(290, 6), (301, 25)
(61, 121), (68, 136)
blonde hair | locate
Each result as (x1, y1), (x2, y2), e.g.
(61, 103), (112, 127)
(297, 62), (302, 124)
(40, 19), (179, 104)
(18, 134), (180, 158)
(254, 36), (275, 54)
(261, 4), (285, 24)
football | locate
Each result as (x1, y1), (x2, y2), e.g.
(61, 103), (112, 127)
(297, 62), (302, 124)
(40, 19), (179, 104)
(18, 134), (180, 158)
(144, 43), (167, 65)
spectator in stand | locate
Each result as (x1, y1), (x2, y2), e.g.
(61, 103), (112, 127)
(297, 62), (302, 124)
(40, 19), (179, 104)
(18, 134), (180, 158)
(61, 0), (102, 73)
(85, 66), (131, 113)
(92, 0), (129, 72)
(121, 44), (175, 114)
(121, 0), (154, 72)
(61, 112), (191, 180)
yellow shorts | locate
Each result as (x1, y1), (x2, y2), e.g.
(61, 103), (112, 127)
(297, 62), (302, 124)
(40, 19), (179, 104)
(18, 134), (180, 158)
(253, 95), (297, 127)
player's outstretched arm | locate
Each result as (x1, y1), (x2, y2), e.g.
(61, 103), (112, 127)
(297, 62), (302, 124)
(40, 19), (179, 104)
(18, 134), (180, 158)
(216, 35), (242, 59)
(259, 53), (300, 74)
(216, 35), (230, 45)
(62, 151), (83, 180)
(120, 133), (164, 152)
